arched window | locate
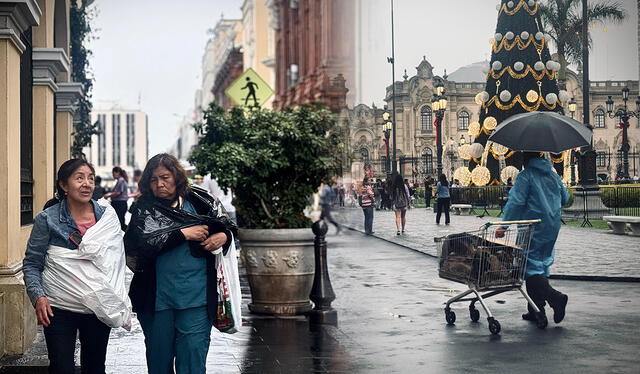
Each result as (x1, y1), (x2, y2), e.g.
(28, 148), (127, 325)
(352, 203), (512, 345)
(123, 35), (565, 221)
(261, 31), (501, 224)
(594, 109), (605, 128)
(421, 106), (432, 131)
(360, 148), (369, 162)
(423, 148), (434, 174)
(457, 111), (470, 130)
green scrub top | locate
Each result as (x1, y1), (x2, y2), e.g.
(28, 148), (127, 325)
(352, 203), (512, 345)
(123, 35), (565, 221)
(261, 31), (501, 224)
(155, 200), (208, 311)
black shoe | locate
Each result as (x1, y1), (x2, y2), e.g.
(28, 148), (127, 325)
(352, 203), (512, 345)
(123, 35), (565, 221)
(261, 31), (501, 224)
(551, 294), (568, 323)
(522, 312), (537, 322)
(396, 231), (400, 235)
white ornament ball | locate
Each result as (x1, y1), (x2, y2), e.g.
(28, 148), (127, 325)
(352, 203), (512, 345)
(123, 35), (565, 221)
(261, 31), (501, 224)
(507, 1), (514, 8)
(558, 90), (570, 103)
(546, 60), (555, 71)
(499, 90), (512, 102)
(514, 61), (525, 71)
(480, 91), (490, 103)
(546, 93), (558, 105)
(505, 31), (515, 40)
(495, 33), (503, 41)
(535, 32), (544, 41)
(492, 61), (503, 71)
(534, 61), (545, 71)
(520, 31), (530, 40)
(468, 143), (485, 159)
(528, 0), (536, 7)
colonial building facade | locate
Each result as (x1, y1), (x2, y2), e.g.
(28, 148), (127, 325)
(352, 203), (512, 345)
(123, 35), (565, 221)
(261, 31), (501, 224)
(0, 0), (84, 357)
(344, 57), (639, 183)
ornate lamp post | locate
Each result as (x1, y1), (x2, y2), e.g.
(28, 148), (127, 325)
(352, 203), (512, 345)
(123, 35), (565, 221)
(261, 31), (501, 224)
(568, 98), (578, 185)
(382, 111), (392, 176)
(606, 87), (640, 183)
(387, 0), (398, 174)
(432, 82), (448, 177)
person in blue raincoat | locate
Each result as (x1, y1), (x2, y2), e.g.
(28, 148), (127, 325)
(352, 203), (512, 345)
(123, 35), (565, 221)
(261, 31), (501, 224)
(499, 152), (569, 324)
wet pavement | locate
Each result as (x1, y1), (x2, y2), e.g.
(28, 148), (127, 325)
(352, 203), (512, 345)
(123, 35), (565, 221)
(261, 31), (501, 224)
(2, 229), (640, 373)
(334, 207), (640, 279)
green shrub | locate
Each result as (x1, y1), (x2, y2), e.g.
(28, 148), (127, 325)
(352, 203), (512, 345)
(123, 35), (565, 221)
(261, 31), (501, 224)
(189, 103), (338, 229)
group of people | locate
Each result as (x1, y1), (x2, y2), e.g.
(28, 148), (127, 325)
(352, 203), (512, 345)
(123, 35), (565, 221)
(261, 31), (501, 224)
(23, 153), (238, 374)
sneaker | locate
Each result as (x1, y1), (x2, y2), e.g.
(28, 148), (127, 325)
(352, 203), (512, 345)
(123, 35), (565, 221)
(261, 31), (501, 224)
(396, 231), (400, 235)
(521, 312), (537, 322)
(401, 230), (405, 234)
(551, 294), (568, 323)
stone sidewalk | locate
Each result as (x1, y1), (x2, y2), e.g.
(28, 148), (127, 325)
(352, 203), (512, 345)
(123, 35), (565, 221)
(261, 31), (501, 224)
(1, 231), (639, 373)
(334, 207), (640, 279)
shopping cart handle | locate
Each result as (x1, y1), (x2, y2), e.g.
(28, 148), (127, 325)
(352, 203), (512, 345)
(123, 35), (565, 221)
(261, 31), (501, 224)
(486, 219), (541, 226)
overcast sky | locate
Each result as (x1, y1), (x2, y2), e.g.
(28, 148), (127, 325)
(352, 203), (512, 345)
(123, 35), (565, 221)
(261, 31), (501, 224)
(360, 0), (638, 106)
(88, 0), (638, 156)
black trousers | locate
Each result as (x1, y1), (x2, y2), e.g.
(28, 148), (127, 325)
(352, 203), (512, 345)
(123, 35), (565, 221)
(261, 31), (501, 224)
(320, 204), (340, 231)
(436, 197), (450, 224)
(525, 275), (564, 314)
(43, 307), (111, 374)
(111, 200), (128, 231)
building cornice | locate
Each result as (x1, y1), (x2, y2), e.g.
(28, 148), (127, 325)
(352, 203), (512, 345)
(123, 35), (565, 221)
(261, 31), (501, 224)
(32, 47), (70, 92)
(0, 0), (41, 54)
(56, 82), (84, 114)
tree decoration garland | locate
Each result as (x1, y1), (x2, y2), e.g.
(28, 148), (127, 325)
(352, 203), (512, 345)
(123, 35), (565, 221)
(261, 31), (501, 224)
(499, 0), (539, 16)
(483, 93), (560, 112)
(492, 33), (546, 53)
(487, 65), (555, 81)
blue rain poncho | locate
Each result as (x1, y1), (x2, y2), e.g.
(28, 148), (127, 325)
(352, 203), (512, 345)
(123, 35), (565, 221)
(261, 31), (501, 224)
(502, 157), (570, 278)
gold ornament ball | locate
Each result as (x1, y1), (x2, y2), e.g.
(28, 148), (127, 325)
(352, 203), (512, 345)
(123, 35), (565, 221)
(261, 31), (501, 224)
(458, 144), (472, 160)
(526, 90), (539, 103)
(471, 166), (491, 186)
(492, 143), (509, 156)
(468, 121), (481, 137)
(483, 117), (498, 130)
(500, 166), (520, 184)
(474, 92), (483, 105)
(454, 167), (472, 187)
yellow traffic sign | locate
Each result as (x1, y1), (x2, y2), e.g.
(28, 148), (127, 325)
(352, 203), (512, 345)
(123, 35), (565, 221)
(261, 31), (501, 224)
(224, 68), (274, 108)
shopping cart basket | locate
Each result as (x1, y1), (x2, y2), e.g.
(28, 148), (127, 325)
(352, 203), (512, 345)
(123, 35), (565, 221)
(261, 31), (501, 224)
(435, 220), (545, 334)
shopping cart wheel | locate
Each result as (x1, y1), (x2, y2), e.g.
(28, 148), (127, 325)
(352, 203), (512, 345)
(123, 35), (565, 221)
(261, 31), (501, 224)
(488, 317), (501, 335)
(535, 313), (548, 329)
(445, 309), (456, 325)
(469, 307), (480, 322)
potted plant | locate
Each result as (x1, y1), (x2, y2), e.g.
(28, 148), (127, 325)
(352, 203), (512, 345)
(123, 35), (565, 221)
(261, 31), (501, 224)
(189, 103), (338, 315)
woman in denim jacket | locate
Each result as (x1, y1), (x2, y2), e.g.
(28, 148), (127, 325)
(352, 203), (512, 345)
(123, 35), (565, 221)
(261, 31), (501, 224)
(23, 159), (113, 373)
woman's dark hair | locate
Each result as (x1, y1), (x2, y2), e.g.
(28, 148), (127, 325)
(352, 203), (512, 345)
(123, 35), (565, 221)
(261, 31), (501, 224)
(438, 174), (449, 187)
(139, 153), (190, 199)
(523, 152), (543, 167)
(391, 172), (404, 193)
(44, 159), (96, 209)
(112, 166), (129, 183)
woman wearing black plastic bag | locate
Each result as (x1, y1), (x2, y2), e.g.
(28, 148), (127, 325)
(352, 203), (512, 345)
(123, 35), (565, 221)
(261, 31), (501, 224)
(124, 153), (237, 374)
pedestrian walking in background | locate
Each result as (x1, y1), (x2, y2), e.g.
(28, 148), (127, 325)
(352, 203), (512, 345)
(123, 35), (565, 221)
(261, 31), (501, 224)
(92, 175), (105, 201)
(129, 169), (143, 200)
(104, 166), (129, 230)
(391, 172), (411, 235)
(202, 173), (238, 226)
(497, 152), (569, 324)
(23, 159), (129, 374)
(360, 177), (375, 234)
(319, 180), (341, 234)
(338, 183), (345, 207)
(435, 174), (451, 225)
(424, 176), (433, 210)
(374, 179), (383, 210)
(124, 153), (237, 374)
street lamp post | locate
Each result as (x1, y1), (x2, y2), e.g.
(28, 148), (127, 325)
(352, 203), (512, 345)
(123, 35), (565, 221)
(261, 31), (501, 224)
(568, 98), (578, 186)
(382, 112), (392, 176)
(605, 87), (640, 183)
(387, 0), (398, 174)
(432, 82), (448, 177)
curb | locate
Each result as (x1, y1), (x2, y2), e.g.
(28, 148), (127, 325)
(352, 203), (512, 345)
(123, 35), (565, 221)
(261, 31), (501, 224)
(344, 225), (640, 283)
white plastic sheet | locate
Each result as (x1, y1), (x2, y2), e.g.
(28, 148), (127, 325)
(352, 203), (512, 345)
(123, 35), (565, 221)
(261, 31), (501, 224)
(42, 202), (132, 329)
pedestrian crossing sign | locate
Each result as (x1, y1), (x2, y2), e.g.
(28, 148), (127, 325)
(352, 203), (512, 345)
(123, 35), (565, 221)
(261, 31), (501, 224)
(224, 68), (274, 108)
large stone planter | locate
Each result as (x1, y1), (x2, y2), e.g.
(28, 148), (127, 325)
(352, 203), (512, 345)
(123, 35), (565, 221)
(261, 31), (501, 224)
(238, 228), (315, 315)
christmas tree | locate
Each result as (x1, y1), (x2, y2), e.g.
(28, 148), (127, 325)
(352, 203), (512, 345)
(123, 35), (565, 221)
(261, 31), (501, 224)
(456, 0), (571, 186)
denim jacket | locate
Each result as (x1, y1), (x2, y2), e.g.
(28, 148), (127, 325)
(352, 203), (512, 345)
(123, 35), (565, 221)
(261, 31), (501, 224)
(22, 199), (106, 306)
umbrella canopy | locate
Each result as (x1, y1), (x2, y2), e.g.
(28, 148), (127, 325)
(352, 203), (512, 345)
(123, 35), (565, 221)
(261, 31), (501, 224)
(488, 111), (592, 153)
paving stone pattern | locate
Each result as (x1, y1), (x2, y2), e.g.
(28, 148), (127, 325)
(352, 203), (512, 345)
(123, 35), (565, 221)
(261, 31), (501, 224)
(334, 207), (640, 278)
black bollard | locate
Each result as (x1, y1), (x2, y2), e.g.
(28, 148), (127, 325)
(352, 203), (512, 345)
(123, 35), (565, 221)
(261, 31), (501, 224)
(309, 220), (338, 326)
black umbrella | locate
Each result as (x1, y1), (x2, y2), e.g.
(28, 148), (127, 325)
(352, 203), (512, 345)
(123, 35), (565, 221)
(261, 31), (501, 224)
(488, 111), (592, 153)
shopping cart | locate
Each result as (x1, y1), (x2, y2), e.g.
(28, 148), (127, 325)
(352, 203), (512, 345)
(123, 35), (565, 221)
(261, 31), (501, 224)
(435, 220), (545, 335)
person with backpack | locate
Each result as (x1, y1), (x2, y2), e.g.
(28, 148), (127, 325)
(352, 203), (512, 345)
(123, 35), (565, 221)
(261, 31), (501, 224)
(390, 172), (411, 235)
